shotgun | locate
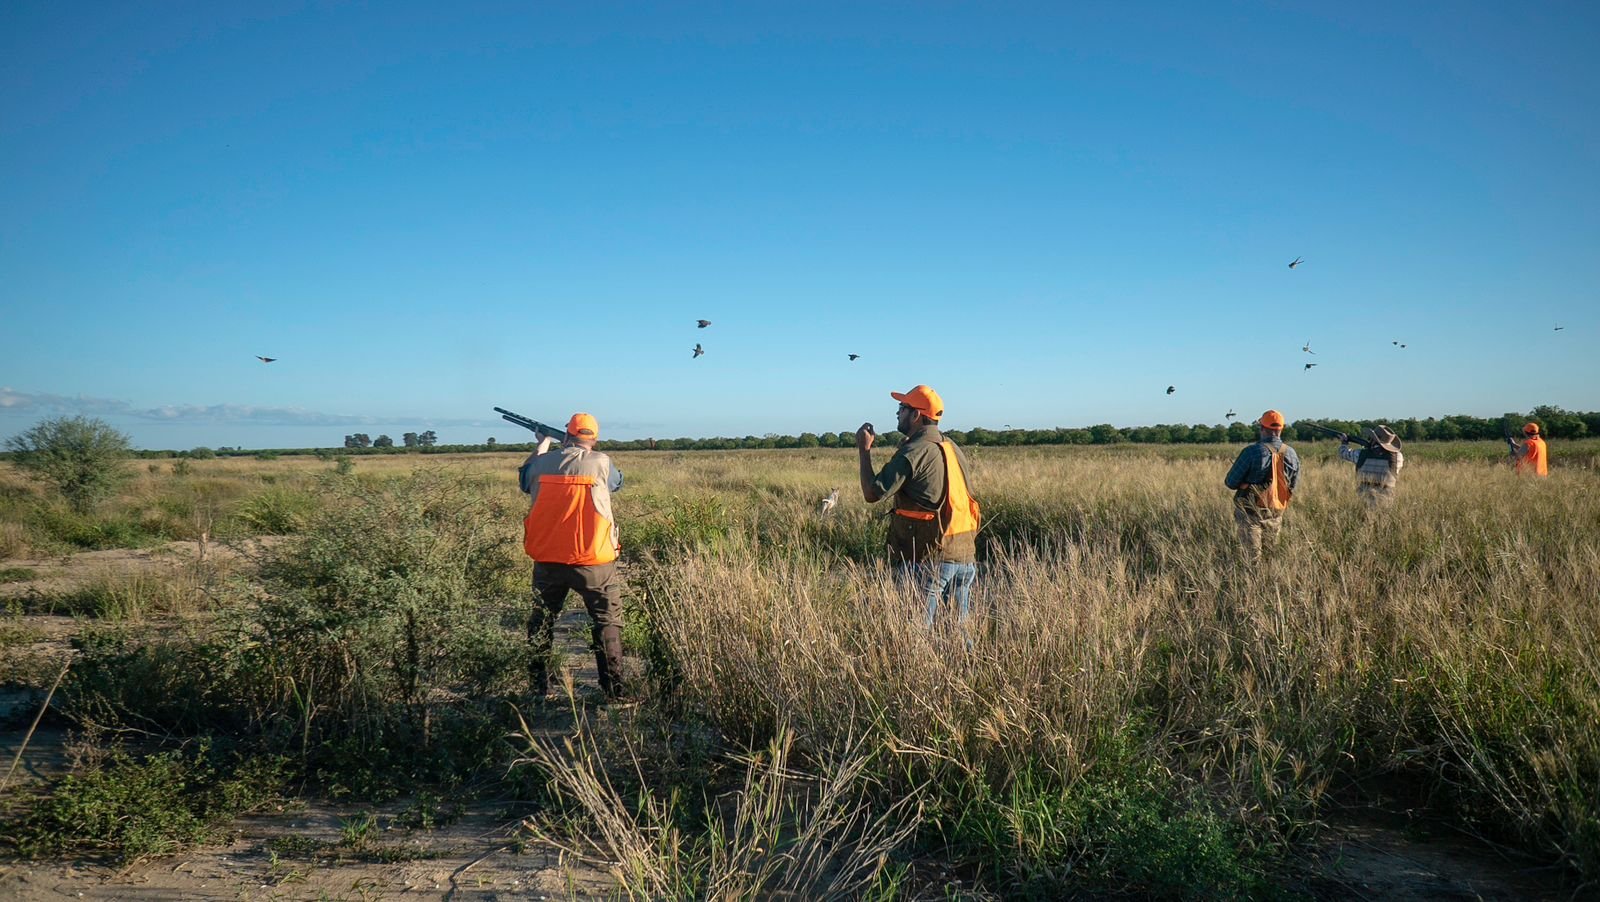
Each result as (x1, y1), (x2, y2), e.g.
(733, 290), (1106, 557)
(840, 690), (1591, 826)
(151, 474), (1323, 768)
(493, 407), (568, 444)
(1303, 422), (1374, 449)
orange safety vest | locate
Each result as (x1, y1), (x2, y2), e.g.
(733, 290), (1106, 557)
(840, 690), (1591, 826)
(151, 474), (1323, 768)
(894, 441), (981, 539)
(1515, 436), (1549, 477)
(523, 473), (619, 565)
(1262, 447), (1293, 510)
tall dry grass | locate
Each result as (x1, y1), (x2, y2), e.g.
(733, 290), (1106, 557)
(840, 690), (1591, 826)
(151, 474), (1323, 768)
(609, 445), (1600, 893)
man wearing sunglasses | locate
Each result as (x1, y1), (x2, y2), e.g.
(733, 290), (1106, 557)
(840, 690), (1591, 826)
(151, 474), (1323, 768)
(856, 384), (981, 625)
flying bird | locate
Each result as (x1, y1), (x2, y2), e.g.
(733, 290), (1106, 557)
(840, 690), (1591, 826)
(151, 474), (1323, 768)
(1554, 324), (1565, 331)
(1225, 410), (1237, 420)
(256, 356), (277, 363)
(692, 344), (704, 358)
(1304, 363), (1317, 370)
(817, 488), (840, 517)
(848, 354), (860, 361)
(1166, 385), (1176, 395)
(1288, 257), (1304, 269)
(696, 320), (711, 328)
(1302, 341), (1315, 354)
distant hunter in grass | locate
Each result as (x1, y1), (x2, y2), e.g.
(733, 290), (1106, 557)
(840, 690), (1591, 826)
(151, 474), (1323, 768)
(1341, 425), (1405, 510)
(856, 384), (982, 625)
(1224, 409), (1299, 562)
(1508, 420), (1550, 476)
(519, 412), (628, 699)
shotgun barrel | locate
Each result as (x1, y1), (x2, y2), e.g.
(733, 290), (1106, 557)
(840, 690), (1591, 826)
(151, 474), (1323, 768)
(1303, 422), (1374, 448)
(493, 407), (568, 443)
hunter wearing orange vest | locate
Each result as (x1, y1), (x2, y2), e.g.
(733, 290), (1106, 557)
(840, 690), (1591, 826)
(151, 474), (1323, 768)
(856, 384), (981, 625)
(519, 412), (628, 699)
(1509, 421), (1549, 477)
(1224, 409), (1300, 562)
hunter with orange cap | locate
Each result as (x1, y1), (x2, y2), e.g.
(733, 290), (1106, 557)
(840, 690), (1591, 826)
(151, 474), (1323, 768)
(857, 384), (982, 625)
(1223, 409), (1300, 561)
(1508, 421), (1549, 476)
(519, 412), (628, 699)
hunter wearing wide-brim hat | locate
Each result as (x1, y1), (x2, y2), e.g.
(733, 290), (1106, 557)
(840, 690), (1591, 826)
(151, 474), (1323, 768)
(1340, 425), (1405, 510)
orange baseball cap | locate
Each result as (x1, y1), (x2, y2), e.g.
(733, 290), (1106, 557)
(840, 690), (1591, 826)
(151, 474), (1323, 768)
(566, 412), (599, 439)
(1257, 409), (1286, 429)
(890, 384), (944, 421)
(1522, 421), (1540, 435)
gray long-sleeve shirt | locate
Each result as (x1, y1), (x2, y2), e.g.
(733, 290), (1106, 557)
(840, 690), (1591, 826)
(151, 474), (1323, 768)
(1224, 438), (1300, 492)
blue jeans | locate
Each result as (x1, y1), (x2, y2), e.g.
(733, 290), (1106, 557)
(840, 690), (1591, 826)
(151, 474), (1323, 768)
(900, 561), (978, 626)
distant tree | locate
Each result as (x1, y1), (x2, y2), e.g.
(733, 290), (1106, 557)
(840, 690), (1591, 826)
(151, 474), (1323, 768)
(486, 437), (496, 447)
(418, 430), (438, 447)
(1089, 424), (1126, 445)
(796, 432), (820, 448)
(188, 446), (217, 460)
(373, 434), (395, 448)
(402, 432), (420, 448)
(4, 416), (134, 512)
(343, 434), (372, 449)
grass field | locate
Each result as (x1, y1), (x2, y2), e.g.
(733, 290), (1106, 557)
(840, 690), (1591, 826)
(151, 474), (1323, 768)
(1, 441), (1597, 898)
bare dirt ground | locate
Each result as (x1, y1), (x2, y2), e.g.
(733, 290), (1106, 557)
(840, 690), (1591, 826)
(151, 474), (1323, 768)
(0, 545), (1579, 900)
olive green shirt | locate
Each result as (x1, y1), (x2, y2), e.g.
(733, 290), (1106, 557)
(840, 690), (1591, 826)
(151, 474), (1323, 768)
(872, 425), (977, 564)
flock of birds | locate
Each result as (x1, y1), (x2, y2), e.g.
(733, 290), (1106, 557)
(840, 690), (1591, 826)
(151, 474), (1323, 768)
(247, 256), (1569, 441)
(1155, 257), (1569, 420)
(689, 318), (860, 362)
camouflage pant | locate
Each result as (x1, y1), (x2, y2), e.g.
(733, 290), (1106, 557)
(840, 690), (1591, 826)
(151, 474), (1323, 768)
(1233, 502), (1284, 562)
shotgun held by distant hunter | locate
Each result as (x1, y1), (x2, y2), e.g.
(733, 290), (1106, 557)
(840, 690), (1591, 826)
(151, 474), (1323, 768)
(493, 407), (568, 443)
(1302, 422), (1374, 449)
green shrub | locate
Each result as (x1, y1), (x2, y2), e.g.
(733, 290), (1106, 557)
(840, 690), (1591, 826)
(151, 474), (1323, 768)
(231, 487), (318, 535)
(3, 416), (133, 513)
(3, 742), (288, 864)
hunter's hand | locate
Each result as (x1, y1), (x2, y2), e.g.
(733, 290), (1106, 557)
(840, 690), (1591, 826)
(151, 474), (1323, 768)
(1336, 433), (1349, 444)
(856, 423), (876, 451)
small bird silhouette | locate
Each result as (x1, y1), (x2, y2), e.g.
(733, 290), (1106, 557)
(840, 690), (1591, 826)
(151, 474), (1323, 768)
(1302, 341), (1315, 354)
(848, 354), (860, 361)
(692, 344), (704, 358)
(256, 356), (277, 363)
(817, 488), (840, 516)
(1554, 324), (1565, 331)
(1288, 257), (1304, 269)
(1166, 385), (1176, 395)
(1398, 343), (1407, 348)
(1225, 410), (1237, 420)
(1392, 340), (1400, 345)
(1304, 363), (1317, 370)
(696, 320), (711, 328)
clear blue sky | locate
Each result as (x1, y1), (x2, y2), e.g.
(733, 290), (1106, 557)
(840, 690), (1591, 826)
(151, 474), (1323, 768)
(3, 1), (1596, 449)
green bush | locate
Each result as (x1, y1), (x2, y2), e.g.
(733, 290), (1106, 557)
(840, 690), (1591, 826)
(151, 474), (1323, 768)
(3, 742), (288, 864)
(231, 486), (318, 535)
(4, 416), (133, 513)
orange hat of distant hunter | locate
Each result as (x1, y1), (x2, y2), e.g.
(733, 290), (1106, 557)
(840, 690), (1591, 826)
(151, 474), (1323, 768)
(566, 412), (599, 439)
(891, 384), (944, 421)
(1257, 409), (1286, 429)
(1522, 421), (1540, 435)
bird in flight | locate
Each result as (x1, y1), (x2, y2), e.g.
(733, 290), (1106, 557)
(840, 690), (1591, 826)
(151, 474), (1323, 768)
(1554, 324), (1565, 331)
(696, 320), (711, 328)
(1225, 409), (1237, 420)
(1288, 257), (1304, 269)
(1304, 363), (1317, 370)
(692, 344), (704, 358)
(256, 356), (277, 363)
(1166, 385), (1176, 395)
(1302, 341), (1315, 354)
(848, 353), (860, 361)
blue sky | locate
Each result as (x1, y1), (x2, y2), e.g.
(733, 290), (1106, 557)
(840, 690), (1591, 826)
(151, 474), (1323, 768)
(3, 1), (1596, 449)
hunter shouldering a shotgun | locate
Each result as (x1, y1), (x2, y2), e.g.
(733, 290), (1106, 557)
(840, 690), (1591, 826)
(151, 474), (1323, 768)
(856, 384), (982, 626)
(1223, 409), (1299, 562)
(1305, 421), (1405, 510)
(510, 410), (629, 701)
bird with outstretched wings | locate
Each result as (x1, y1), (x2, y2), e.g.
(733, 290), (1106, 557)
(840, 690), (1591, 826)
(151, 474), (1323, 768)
(848, 354), (860, 361)
(1288, 257), (1304, 269)
(692, 344), (704, 358)
(1304, 363), (1317, 370)
(697, 320), (711, 328)
(256, 356), (277, 363)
